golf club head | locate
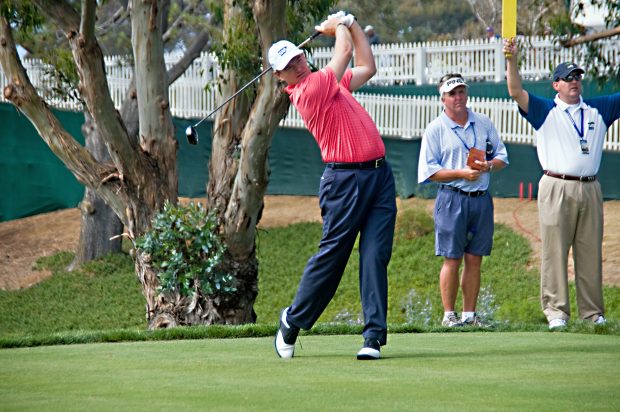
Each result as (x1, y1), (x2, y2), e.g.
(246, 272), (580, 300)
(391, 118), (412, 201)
(186, 126), (198, 145)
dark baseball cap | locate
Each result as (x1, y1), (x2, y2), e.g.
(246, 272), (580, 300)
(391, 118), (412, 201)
(553, 62), (584, 81)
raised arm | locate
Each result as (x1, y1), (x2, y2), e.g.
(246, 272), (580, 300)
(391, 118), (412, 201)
(503, 39), (529, 113)
(347, 21), (376, 91)
(315, 15), (353, 82)
(315, 12), (376, 90)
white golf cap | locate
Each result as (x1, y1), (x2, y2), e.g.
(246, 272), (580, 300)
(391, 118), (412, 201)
(439, 77), (468, 94)
(364, 25), (374, 32)
(268, 40), (304, 71)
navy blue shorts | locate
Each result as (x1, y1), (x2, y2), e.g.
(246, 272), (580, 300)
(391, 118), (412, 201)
(433, 187), (494, 258)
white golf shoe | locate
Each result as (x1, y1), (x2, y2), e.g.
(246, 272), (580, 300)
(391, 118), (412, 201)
(275, 307), (299, 359)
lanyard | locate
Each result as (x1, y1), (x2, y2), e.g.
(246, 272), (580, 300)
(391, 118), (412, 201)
(451, 122), (477, 151)
(565, 108), (585, 139)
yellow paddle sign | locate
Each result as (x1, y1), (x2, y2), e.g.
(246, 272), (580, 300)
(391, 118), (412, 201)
(502, 0), (517, 39)
(502, 0), (517, 57)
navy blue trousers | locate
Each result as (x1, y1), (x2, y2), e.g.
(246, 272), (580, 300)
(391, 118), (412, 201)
(287, 162), (396, 345)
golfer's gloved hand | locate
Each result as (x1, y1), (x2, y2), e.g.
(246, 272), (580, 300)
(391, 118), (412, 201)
(340, 13), (355, 28)
(327, 10), (355, 27)
(328, 11), (346, 20)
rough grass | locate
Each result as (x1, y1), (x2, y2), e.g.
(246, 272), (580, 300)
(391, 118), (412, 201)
(1, 205), (619, 346)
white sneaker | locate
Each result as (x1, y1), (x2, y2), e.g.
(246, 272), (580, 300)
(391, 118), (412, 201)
(463, 315), (494, 329)
(548, 318), (567, 330)
(594, 315), (606, 325)
(357, 339), (381, 360)
(442, 312), (463, 327)
(274, 307), (299, 359)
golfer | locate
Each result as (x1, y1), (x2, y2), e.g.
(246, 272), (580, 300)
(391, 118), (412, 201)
(270, 11), (397, 360)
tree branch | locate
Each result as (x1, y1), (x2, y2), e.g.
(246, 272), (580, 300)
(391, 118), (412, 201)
(562, 26), (620, 47)
(0, 16), (126, 221)
(80, 0), (97, 41)
(96, 6), (130, 36)
(222, 0), (290, 257)
(465, 0), (492, 30)
(167, 30), (210, 84)
(34, 0), (81, 30)
(163, 3), (195, 43)
(33, 0), (140, 174)
(121, 28), (210, 144)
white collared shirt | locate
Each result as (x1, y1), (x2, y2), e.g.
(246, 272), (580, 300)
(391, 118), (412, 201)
(520, 92), (620, 176)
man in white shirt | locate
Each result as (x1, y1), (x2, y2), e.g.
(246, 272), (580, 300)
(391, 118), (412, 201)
(504, 39), (620, 329)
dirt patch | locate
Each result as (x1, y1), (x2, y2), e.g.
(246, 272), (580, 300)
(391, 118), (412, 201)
(1, 195), (619, 290)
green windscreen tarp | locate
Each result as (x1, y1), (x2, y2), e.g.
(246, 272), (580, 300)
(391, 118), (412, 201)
(360, 79), (619, 99)
(2, 98), (620, 222)
(0, 104), (85, 221)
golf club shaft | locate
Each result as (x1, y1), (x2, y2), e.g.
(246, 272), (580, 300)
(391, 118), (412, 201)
(194, 66), (273, 128)
(193, 31), (321, 128)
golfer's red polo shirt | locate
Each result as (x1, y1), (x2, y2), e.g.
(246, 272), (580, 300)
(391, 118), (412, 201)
(285, 67), (385, 163)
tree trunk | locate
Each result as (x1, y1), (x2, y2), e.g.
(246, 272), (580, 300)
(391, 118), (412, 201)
(202, 0), (292, 324)
(127, 0), (180, 327)
(1, 0), (301, 328)
(68, 112), (123, 271)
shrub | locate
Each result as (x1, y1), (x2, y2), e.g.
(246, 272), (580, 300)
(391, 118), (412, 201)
(136, 201), (235, 296)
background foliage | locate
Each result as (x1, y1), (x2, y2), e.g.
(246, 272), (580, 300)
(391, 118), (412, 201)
(2, 206), (618, 341)
(136, 201), (234, 297)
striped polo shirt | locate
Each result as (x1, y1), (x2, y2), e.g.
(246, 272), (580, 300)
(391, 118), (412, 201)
(418, 109), (509, 192)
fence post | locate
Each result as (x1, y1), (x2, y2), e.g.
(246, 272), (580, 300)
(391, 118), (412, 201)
(415, 46), (427, 85)
(495, 41), (505, 82)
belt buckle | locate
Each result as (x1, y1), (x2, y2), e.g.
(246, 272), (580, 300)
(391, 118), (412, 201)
(375, 158), (381, 168)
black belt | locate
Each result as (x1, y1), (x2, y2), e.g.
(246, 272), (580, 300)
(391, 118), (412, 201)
(543, 170), (596, 182)
(440, 184), (487, 198)
(327, 157), (385, 170)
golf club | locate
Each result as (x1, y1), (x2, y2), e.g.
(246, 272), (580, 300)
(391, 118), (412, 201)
(185, 31), (321, 145)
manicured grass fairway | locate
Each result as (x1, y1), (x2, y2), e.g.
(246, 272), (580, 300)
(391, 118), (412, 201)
(1, 332), (618, 411)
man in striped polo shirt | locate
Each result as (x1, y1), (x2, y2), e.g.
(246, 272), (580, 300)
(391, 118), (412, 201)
(418, 73), (508, 328)
(269, 12), (397, 360)
(504, 39), (620, 329)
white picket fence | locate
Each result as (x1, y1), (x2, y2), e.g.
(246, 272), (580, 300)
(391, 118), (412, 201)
(283, 93), (620, 152)
(1, 36), (619, 150)
(310, 35), (620, 85)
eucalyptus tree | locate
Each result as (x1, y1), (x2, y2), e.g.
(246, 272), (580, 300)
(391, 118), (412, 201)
(6, 0), (213, 269)
(204, 0), (333, 324)
(0, 0), (333, 328)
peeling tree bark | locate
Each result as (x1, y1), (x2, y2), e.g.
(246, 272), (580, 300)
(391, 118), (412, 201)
(68, 112), (123, 271)
(0, 1), (179, 327)
(204, 0), (292, 323)
(1, 0), (297, 328)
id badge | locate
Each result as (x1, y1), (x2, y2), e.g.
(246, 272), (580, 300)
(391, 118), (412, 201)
(580, 139), (589, 154)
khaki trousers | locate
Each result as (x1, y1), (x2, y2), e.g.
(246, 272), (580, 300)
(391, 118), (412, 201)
(538, 175), (604, 322)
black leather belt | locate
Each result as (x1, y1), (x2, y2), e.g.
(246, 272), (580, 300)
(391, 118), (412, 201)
(327, 157), (385, 170)
(543, 170), (596, 182)
(440, 184), (487, 198)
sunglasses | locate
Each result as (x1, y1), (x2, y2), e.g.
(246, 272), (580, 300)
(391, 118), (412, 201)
(558, 73), (582, 82)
